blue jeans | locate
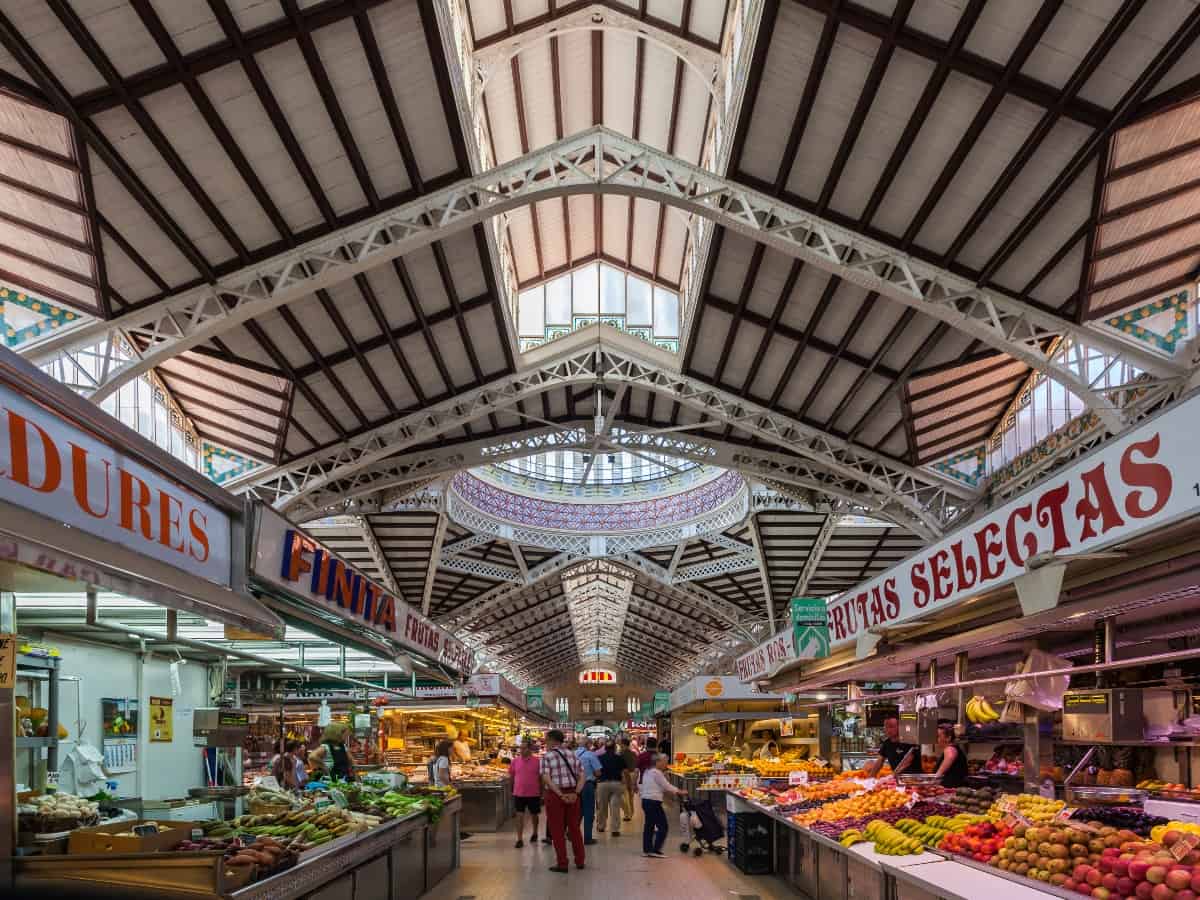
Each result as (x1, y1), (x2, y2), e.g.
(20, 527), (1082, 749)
(580, 781), (596, 841)
(642, 798), (667, 853)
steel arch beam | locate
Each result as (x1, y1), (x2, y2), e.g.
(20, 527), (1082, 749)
(231, 328), (971, 538)
(20, 127), (1180, 423)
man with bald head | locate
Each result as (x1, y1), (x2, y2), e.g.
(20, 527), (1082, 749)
(865, 717), (915, 778)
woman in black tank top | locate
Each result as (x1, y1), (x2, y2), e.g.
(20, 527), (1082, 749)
(934, 724), (969, 788)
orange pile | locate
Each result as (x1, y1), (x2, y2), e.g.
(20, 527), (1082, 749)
(791, 788), (910, 826)
(798, 781), (861, 802)
(838, 765), (890, 780)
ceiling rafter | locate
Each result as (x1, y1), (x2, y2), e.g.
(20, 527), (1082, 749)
(979, 4), (1200, 285)
(792, 512), (838, 597)
(48, 0), (249, 262)
(793, 0), (1108, 128)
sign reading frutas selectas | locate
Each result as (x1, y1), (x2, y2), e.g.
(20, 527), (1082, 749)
(825, 394), (1195, 648)
(0, 385), (231, 586)
(253, 507), (474, 675)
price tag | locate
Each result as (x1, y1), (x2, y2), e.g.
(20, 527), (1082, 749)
(45, 771), (59, 789)
(1054, 807), (1078, 823)
(810, 757), (828, 768)
(789, 770), (809, 786)
(132, 823), (160, 836)
(0, 633), (14, 689)
(1171, 832), (1200, 861)
(1003, 811), (1031, 829)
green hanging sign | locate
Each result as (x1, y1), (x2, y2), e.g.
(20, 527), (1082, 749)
(791, 597), (831, 659)
(525, 687), (543, 709)
(652, 691), (671, 714)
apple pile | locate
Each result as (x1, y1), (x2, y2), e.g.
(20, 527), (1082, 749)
(982, 821), (1200, 899)
(938, 820), (1013, 862)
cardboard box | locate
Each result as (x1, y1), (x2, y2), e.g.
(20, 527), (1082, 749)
(67, 819), (199, 854)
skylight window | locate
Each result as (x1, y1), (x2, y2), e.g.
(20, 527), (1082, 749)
(516, 261), (680, 353)
(495, 443), (699, 486)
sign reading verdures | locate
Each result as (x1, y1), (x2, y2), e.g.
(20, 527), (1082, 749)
(252, 507), (474, 675)
(0, 384), (231, 585)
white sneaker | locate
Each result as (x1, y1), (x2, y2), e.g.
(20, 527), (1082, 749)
(648, 851), (666, 858)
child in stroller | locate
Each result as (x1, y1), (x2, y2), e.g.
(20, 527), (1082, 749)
(679, 796), (725, 855)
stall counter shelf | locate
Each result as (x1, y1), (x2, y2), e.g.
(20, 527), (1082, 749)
(454, 780), (511, 832)
(13, 796), (462, 900)
(884, 859), (1053, 900)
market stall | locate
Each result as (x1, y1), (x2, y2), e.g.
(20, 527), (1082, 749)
(376, 674), (535, 832)
(680, 390), (1200, 900)
(0, 350), (472, 898)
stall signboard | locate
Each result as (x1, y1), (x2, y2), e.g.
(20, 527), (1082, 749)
(825, 394), (1200, 650)
(410, 673), (523, 707)
(525, 686), (544, 709)
(252, 507), (474, 675)
(652, 691), (670, 714)
(735, 627), (796, 682)
(669, 676), (782, 710)
(0, 382), (232, 585)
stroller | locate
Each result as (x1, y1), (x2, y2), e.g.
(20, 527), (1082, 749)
(679, 796), (725, 856)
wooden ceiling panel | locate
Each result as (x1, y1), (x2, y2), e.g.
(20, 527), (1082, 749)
(955, 117), (1091, 271)
(782, 25), (880, 202)
(310, 18), (412, 199)
(735, 2), (828, 185)
(1076, 1), (1198, 110)
(870, 74), (991, 239)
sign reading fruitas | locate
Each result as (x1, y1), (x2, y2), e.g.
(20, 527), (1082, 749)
(735, 597), (830, 682)
(824, 395), (1194, 649)
(252, 507), (474, 675)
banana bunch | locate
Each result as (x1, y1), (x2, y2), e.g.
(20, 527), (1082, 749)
(965, 695), (1000, 724)
(692, 726), (708, 736)
(839, 827), (865, 847)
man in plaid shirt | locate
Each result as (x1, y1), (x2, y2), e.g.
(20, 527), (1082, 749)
(540, 728), (586, 872)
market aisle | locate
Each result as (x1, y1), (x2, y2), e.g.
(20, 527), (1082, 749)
(425, 805), (793, 900)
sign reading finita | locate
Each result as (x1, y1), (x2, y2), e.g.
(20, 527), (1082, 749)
(252, 507), (474, 675)
(826, 393), (1200, 649)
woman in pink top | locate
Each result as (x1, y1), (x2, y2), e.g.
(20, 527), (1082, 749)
(509, 739), (543, 848)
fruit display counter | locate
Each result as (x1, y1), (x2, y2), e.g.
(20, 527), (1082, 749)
(13, 787), (462, 900)
(722, 772), (1200, 900)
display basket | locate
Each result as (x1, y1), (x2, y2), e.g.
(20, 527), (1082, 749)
(1066, 786), (1147, 807)
(897, 774), (942, 787)
(246, 798), (293, 816)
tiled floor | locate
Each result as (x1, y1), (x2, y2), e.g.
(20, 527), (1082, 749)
(424, 805), (795, 900)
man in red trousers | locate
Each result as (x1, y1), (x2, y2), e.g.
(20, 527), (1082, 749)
(539, 728), (585, 873)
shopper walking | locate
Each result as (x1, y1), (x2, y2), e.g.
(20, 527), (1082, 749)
(577, 738), (602, 845)
(640, 753), (685, 858)
(509, 739), (542, 848)
(540, 729), (586, 873)
(635, 736), (658, 779)
(595, 741), (628, 835)
(619, 737), (637, 822)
